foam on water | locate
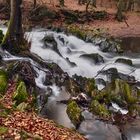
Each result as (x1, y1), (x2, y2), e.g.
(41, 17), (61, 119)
(132, 134), (140, 140)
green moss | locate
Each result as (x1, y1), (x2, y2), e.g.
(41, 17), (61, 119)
(13, 81), (28, 105)
(68, 26), (86, 40)
(0, 30), (4, 44)
(0, 126), (8, 135)
(0, 70), (8, 94)
(85, 78), (96, 96)
(16, 102), (28, 111)
(66, 101), (83, 127)
(89, 100), (110, 117)
(95, 91), (111, 104)
(123, 82), (137, 104)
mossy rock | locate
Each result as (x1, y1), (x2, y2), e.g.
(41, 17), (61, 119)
(95, 91), (111, 104)
(89, 100), (110, 117)
(0, 70), (8, 93)
(13, 81), (28, 105)
(115, 58), (133, 66)
(0, 126), (8, 135)
(85, 78), (97, 96)
(0, 30), (4, 44)
(66, 101), (83, 127)
(122, 82), (137, 104)
(68, 27), (86, 40)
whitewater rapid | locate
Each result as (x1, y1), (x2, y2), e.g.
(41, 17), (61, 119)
(26, 29), (140, 90)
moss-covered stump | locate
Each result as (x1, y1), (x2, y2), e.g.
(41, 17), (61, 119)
(66, 101), (84, 128)
(0, 69), (8, 94)
(89, 100), (110, 118)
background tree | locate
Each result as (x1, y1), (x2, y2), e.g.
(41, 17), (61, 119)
(116, 0), (124, 21)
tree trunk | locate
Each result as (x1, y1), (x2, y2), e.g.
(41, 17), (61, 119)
(33, 0), (37, 8)
(2, 0), (23, 46)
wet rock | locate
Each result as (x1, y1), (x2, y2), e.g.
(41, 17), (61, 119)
(66, 100), (84, 128)
(44, 71), (53, 86)
(79, 119), (121, 140)
(13, 81), (28, 105)
(118, 73), (135, 83)
(72, 93), (91, 107)
(0, 69), (8, 93)
(115, 58), (133, 66)
(65, 58), (76, 67)
(10, 61), (36, 89)
(79, 53), (104, 64)
(102, 67), (135, 83)
(57, 35), (68, 45)
(43, 34), (62, 56)
(122, 119), (140, 140)
(95, 78), (106, 87)
(102, 68), (119, 82)
(37, 88), (51, 112)
(44, 63), (70, 87)
(99, 39), (123, 53)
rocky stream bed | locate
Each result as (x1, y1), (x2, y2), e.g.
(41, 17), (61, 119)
(0, 26), (140, 140)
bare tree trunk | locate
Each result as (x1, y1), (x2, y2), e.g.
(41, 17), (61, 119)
(2, 0), (23, 46)
(33, 0), (37, 8)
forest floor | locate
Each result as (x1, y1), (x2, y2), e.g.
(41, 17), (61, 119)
(37, 0), (140, 37)
(0, 80), (85, 140)
(0, 0), (140, 37)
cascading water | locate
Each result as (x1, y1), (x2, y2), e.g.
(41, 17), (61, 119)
(1, 26), (140, 140)
(28, 29), (140, 90)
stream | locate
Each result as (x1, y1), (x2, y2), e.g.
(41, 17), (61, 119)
(1, 26), (140, 140)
